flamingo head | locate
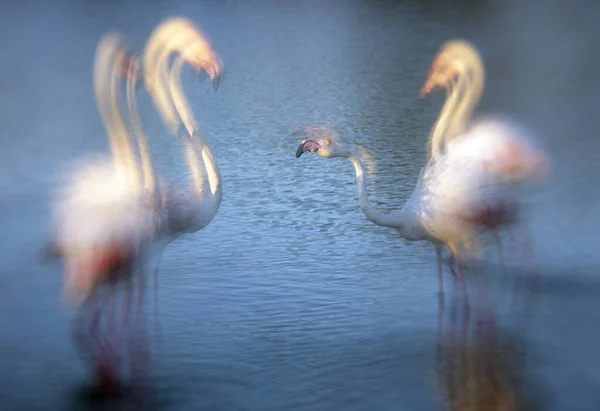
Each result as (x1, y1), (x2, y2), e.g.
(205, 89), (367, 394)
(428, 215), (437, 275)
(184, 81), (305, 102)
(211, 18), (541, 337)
(293, 125), (352, 159)
(420, 40), (481, 97)
(183, 38), (224, 91)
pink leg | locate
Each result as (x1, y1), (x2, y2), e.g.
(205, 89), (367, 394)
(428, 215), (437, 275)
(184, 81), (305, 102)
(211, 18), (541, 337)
(88, 292), (120, 396)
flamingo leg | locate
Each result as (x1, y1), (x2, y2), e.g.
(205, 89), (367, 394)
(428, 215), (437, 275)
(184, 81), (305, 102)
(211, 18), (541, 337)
(460, 288), (469, 346)
(105, 285), (119, 369)
(87, 290), (120, 395)
(72, 291), (109, 370)
(122, 275), (133, 348)
(457, 261), (470, 316)
(129, 269), (150, 385)
(508, 225), (533, 264)
(448, 252), (458, 277)
(448, 243), (470, 314)
(449, 291), (459, 344)
(507, 225), (538, 304)
(436, 246), (445, 308)
(152, 252), (164, 352)
(493, 229), (506, 276)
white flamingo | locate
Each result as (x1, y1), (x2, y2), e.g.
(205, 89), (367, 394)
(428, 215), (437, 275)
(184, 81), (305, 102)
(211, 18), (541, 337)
(295, 41), (550, 305)
(47, 18), (224, 393)
(121, 19), (224, 344)
(49, 34), (164, 394)
(295, 126), (449, 301)
(419, 40), (550, 277)
(140, 17), (223, 241)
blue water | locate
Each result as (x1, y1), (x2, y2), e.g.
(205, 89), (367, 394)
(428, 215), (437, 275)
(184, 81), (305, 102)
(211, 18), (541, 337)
(1, 0), (600, 409)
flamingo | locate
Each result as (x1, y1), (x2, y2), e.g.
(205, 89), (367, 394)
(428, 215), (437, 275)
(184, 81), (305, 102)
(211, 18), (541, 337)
(294, 43), (550, 307)
(120, 18), (224, 348)
(48, 34), (164, 394)
(419, 40), (550, 276)
(47, 17), (224, 394)
(294, 125), (451, 303)
(140, 17), (223, 240)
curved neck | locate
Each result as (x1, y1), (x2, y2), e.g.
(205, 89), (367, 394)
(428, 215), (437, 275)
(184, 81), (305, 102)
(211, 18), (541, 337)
(429, 78), (466, 160)
(126, 57), (160, 198)
(446, 61), (484, 143)
(347, 155), (406, 229)
(94, 37), (142, 187)
(429, 59), (485, 160)
(144, 20), (199, 134)
(168, 53), (222, 199)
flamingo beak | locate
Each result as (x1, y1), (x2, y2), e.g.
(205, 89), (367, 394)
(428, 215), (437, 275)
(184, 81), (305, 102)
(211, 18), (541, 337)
(193, 58), (223, 92)
(420, 59), (440, 97)
(420, 58), (456, 97)
(205, 62), (223, 91)
(212, 72), (222, 91)
(296, 139), (321, 158)
(420, 76), (436, 97)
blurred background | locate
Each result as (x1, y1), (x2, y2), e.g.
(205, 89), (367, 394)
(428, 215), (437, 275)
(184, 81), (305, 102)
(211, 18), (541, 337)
(1, 0), (599, 409)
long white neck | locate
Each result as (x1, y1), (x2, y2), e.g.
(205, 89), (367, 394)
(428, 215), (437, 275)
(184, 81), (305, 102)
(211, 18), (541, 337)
(94, 35), (142, 188)
(429, 78), (466, 161)
(126, 58), (160, 198)
(168, 54), (222, 201)
(347, 155), (407, 230)
(142, 18), (223, 230)
(445, 60), (485, 144)
(428, 56), (485, 160)
(143, 19), (199, 133)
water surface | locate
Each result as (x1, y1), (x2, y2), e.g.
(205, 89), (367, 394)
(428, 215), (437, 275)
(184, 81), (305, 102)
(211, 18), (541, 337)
(1, 0), (599, 409)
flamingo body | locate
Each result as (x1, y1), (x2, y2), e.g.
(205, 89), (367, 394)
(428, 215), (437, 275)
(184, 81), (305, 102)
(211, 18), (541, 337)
(446, 118), (550, 184)
(52, 156), (161, 303)
(419, 153), (515, 252)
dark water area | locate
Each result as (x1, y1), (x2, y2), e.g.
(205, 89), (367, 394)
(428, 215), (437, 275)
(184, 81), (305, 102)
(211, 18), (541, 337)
(1, 0), (600, 409)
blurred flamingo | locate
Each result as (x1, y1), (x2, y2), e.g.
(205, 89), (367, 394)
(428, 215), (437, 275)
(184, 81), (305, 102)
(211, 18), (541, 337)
(123, 17), (224, 348)
(294, 41), (550, 307)
(141, 17), (224, 241)
(48, 33), (164, 395)
(47, 17), (224, 395)
(420, 40), (550, 281)
(294, 125), (451, 303)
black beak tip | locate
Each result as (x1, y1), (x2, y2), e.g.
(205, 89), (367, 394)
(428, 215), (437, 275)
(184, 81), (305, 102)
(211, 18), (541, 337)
(295, 143), (306, 158)
(212, 73), (222, 92)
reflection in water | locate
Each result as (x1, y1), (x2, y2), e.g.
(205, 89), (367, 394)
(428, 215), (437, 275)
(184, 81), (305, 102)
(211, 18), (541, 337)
(435, 278), (539, 411)
(2, 0), (600, 409)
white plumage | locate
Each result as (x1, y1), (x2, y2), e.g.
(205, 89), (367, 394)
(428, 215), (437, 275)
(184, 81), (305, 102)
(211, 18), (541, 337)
(446, 118), (550, 185)
(297, 39), (550, 306)
(52, 156), (161, 303)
